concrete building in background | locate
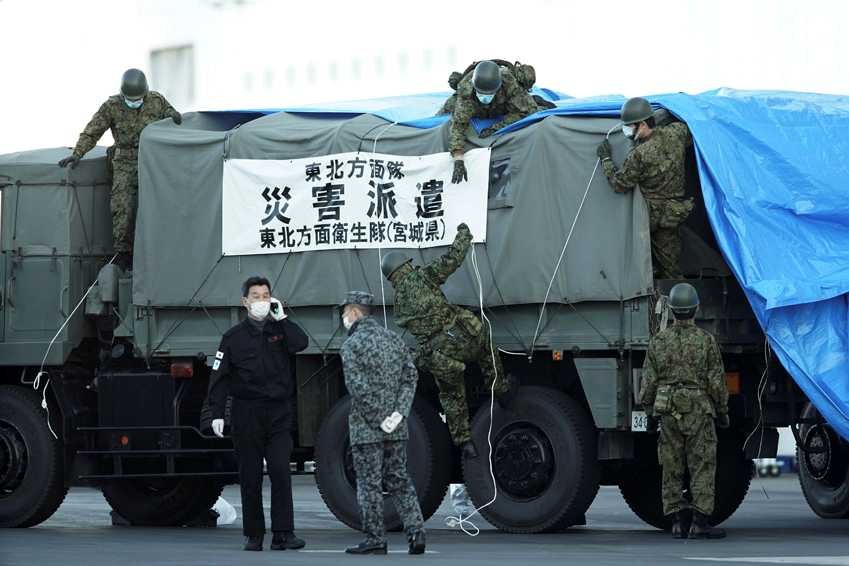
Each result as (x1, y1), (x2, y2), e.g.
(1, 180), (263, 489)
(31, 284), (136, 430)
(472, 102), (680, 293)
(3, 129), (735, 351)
(2, 0), (849, 153)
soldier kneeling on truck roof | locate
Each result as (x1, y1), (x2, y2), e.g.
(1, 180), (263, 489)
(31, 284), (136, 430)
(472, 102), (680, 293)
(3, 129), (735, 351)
(438, 60), (554, 185)
(58, 68), (182, 270)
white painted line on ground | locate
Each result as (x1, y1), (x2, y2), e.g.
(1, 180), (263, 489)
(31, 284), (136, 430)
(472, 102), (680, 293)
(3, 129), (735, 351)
(684, 557), (849, 565)
(299, 550), (440, 554)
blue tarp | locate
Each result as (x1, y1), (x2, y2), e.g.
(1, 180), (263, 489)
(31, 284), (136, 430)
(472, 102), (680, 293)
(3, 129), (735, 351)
(208, 87), (849, 441)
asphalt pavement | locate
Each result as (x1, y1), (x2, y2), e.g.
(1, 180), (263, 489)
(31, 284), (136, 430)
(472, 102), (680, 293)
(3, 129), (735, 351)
(1, 474), (847, 566)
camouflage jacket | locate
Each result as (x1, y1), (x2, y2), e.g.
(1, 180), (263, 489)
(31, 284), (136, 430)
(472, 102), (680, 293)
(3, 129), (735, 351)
(393, 226), (472, 341)
(341, 315), (419, 445)
(602, 122), (692, 200)
(448, 66), (539, 154)
(72, 92), (179, 160)
(640, 320), (729, 418)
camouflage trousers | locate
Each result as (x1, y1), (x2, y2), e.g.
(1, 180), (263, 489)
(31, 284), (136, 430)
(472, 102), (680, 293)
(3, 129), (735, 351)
(351, 440), (424, 544)
(658, 412), (717, 516)
(111, 159), (139, 254)
(647, 198), (694, 280)
(419, 321), (508, 445)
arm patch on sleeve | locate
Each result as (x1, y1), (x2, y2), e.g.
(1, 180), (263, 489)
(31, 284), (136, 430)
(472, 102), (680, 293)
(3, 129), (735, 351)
(215, 351), (224, 360)
(212, 360), (221, 371)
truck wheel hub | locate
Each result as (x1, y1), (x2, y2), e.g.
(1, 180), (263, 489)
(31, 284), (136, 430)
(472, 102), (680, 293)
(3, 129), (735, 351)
(803, 424), (832, 482)
(493, 424), (554, 499)
(0, 421), (27, 495)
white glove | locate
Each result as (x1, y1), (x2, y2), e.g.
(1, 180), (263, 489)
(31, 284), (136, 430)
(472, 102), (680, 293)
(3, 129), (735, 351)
(270, 298), (287, 321)
(381, 411), (403, 434)
(212, 419), (225, 438)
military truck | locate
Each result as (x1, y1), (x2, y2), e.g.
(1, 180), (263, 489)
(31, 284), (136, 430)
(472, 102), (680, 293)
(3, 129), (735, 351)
(1, 103), (846, 531)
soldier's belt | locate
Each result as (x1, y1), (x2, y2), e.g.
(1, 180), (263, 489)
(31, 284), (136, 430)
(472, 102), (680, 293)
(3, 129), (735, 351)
(113, 147), (139, 160)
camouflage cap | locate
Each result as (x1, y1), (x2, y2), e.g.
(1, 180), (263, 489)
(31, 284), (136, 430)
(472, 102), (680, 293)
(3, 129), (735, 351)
(340, 291), (375, 308)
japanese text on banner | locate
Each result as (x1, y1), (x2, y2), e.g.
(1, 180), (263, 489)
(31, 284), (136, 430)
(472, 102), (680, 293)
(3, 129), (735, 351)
(221, 148), (490, 255)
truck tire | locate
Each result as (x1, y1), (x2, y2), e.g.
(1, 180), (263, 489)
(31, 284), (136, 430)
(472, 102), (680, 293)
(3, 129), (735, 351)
(315, 396), (452, 531)
(619, 429), (753, 529)
(0, 385), (69, 528)
(101, 478), (223, 526)
(798, 403), (849, 518)
(462, 386), (600, 533)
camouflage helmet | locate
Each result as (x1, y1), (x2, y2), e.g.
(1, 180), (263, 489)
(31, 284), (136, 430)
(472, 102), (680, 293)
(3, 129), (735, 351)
(621, 97), (653, 125)
(381, 251), (412, 280)
(121, 68), (149, 100)
(340, 290), (374, 308)
(668, 283), (699, 319)
(472, 61), (502, 95)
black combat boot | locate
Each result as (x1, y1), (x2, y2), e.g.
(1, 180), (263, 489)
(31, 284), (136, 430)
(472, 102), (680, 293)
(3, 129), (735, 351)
(669, 512), (686, 539)
(271, 530), (306, 550)
(496, 374), (520, 409)
(243, 535), (264, 551)
(688, 511), (726, 539)
(345, 540), (388, 555)
(408, 530), (426, 555)
(461, 440), (479, 459)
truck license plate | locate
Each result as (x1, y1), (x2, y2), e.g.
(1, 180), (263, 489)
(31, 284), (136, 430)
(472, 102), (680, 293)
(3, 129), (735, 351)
(631, 410), (648, 432)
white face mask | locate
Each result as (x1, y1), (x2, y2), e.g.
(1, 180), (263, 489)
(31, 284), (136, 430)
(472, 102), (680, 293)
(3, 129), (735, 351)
(124, 97), (143, 109)
(248, 300), (271, 319)
(476, 92), (495, 105)
(622, 124), (635, 139)
(342, 315), (354, 330)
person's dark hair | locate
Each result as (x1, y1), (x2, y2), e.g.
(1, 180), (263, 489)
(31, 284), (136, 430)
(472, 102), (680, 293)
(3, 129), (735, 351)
(242, 276), (271, 297)
(644, 116), (656, 129)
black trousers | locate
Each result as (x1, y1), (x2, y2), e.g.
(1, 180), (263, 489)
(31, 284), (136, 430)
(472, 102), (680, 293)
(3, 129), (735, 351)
(231, 398), (294, 537)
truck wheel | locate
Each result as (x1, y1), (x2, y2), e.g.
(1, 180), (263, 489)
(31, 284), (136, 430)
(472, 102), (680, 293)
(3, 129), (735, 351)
(798, 403), (849, 518)
(0, 385), (68, 527)
(315, 396), (452, 531)
(619, 429), (753, 529)
(462, 386), (600, 533)
(101, 478), (223, 526)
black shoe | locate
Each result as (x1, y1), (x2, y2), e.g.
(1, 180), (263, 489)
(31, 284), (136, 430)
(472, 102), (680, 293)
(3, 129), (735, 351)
(408, 530), (426, 555)
(496, 374), (520, 409)
(345, 540), (388, 555)
(271, 531), (305, 550)
(688, 511), (726, 539)
(461, 440), (479, 459)
(669, 512), (685, 539)
(244, 535), (264, 551)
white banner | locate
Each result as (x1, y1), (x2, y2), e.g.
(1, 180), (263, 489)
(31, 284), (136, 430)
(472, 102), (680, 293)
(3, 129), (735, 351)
(221, 148), (490, 255)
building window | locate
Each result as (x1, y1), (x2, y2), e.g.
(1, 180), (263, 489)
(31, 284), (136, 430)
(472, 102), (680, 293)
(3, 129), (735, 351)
(149, 44), (195, 108)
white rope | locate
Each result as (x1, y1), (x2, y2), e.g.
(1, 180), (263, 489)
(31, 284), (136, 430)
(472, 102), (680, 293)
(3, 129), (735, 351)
(528, 124), (621, 359)
(445, 244), (499, 536)
(31, 253), (119, 440)
(529, 158), (600, 357)
(370, 121), (399, 329)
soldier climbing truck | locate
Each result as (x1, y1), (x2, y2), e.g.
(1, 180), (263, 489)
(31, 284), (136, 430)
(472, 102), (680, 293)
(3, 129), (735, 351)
(1, 105), (847, 532)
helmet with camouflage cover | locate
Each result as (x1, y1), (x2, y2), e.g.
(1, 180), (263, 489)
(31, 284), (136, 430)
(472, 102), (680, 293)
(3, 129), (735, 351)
(621, 97), (653, 125)
(472, 60), (502, 94)
(668, 283), (699, 319)
(381, 252), (413, 280)
(120, 68), (149, 100)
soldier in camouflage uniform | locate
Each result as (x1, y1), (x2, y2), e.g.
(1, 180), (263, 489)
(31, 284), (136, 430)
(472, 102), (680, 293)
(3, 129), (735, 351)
(339, 291), (425, 555)
(446, 60), (541, 184)
(639, 283), (730, 539)
(381, 224), (518, 460)
(58, 69), (181, 265)
(597, 97), (694, 279)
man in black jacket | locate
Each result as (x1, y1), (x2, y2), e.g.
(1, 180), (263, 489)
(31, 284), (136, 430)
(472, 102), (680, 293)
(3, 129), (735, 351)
(208, 276), (309, 551)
